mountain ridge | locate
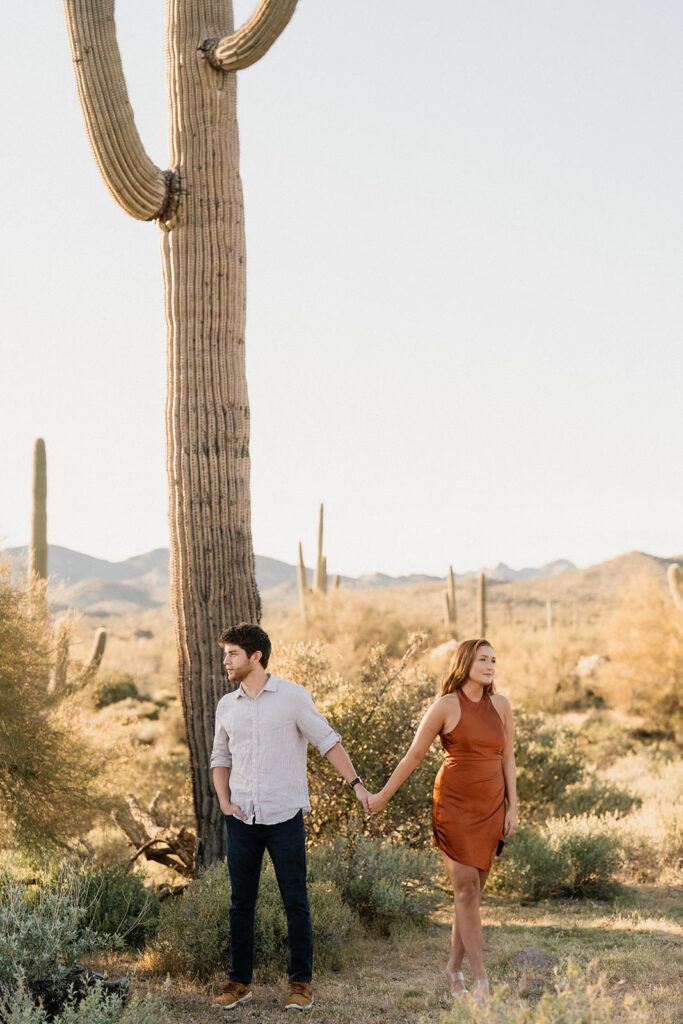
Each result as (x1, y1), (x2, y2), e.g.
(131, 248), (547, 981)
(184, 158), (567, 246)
(3, 544), (580, 613)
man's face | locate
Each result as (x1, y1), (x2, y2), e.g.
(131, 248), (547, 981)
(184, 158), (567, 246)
(222, 644), (260, 683)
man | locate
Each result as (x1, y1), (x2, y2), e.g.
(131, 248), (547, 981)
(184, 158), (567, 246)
(210, 623), (370, 1012)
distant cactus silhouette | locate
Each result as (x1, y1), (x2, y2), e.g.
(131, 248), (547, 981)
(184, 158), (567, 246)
(298, 504), (333, 617)
(313, 504), (328, 594)
(477, 572), (487, 637)
(668, 563), (683, 613)
(26, 439), (107, 691)
(442, 565), (457, 637)
(29, 439), (47, 584)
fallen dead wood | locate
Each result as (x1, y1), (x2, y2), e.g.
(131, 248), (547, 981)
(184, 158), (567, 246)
(112, 790), (198, 878)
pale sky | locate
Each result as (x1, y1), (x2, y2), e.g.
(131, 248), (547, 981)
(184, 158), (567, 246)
(1, 1), (681, 577)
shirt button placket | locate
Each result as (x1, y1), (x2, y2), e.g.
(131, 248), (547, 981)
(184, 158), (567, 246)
(252, 696), (259, 822)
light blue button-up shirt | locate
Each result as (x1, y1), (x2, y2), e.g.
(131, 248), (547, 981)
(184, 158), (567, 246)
(210, 674), (341, 825)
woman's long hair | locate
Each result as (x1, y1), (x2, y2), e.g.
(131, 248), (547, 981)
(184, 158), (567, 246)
(441, 638), (495, 697)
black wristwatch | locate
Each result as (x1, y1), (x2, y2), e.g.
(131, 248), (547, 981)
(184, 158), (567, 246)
(348, 777), (363, 790)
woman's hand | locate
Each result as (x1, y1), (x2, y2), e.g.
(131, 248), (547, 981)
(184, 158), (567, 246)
(503, 807), (518, 838)
(367, 791), (389, 815)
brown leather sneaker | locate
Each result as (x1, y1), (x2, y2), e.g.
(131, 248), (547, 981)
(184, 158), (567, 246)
(285, 982), (313, 1010)
(212, 981), (252, 1008)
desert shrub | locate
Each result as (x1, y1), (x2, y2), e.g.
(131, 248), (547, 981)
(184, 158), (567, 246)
(0, 563), (102, 850)
(554, 777), (637, 818)
(514, 712), (585, 819)
(488, 824), (570, 903)
(598, 576), (683, 735)
(0, 874), (103, 1005)
(76, 861), (159, 948)
(91, 673), (140, 709)
(443, 959), (650, 1024)
(308, 837), (444, 931)
(154, 858), (357, 980)
(299, 637), (440, 846)
(490, 816), (622, 901)
(154, 862), (230, 978)
(545, 814), (622, 898)
(2, 981), (170, 1024)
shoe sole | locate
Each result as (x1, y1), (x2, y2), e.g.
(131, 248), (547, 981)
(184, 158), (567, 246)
(285, 998), (314, 1011)
(212, 991), (253, 1009)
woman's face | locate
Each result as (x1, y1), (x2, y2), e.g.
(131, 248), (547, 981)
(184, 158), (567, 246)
(468, 645), (496, 686)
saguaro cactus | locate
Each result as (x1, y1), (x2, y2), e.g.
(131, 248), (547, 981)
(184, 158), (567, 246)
(62, 0), (299, 865)
(29, 439), (48, 584)
(442, 565), (457, 637)
(668, 563), (683, 614)
(313, 504), (328, 594)
(477, 571), (487, 637)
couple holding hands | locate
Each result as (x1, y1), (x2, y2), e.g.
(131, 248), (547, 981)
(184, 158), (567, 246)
(210, 624), (517, 1011)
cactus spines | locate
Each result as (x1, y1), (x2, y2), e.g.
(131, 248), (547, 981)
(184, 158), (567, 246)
(477, 571), (487, 637)
(29, 439), (48, 583)
(668, 563), (683, 613)
(443, 565), (457, 637)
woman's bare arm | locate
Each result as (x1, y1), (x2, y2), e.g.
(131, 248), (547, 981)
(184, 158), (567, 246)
(368, 700), (447, 813)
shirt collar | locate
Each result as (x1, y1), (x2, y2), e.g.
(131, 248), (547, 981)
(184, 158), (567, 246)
(235, 673), (279, 699)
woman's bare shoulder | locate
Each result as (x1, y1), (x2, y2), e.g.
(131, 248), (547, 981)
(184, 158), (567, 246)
(437, 692), (462, 734)
(490, 692), (511, 709)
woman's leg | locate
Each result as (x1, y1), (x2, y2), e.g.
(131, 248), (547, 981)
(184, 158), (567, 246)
(445, 866), (490, 978)
(440, 852), (488, 983)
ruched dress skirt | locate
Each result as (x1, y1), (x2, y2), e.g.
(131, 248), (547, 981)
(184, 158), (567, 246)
(432, 689), (506, 872)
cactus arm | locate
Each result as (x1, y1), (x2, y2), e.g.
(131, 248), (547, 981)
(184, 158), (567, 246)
(668, 563), (683, 613)
(203, 0), (299, 72)
(62, 0), (169, 221)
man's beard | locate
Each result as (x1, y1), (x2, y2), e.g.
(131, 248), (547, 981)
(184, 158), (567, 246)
(228, 664), (251, 683)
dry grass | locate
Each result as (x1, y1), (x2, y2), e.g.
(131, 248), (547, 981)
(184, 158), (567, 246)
(92, 886), (682, 1023)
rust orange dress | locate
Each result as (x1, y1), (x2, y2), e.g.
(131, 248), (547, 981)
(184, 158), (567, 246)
(432, 689), (506, 872)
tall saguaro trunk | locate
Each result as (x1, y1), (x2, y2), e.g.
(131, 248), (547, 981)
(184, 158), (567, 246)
(62, 0), (299, 866)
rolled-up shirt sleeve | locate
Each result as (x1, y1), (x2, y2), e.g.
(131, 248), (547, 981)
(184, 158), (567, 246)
(294, 687), (341, 755)
(210, 707), (233, 769)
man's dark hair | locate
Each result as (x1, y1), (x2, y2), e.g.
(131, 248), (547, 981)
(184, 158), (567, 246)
(218, 623), (271, 669)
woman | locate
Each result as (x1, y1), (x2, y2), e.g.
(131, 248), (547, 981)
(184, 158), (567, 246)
(367, 638), (517, 999)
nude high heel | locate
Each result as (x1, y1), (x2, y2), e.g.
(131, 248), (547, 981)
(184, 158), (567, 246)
(445, 968), (468, 998)
(472, 978), (490, 1003)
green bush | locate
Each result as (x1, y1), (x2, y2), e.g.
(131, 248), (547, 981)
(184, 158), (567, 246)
(545, 815), (622, 898)
(302, 638), (440, 847)
(1, 982), (170, 1024)
(154, 858), (357, 980)
(92, 673), (140, 709)
(555, 778), (638, 818)
(514, 712), (585, 819)
(0, 874), (102, 1005)
(155, 862), (230, 978)
(443, 960), (650, 1024)
(488, 825), (570, 903)
(490, 816), (622, 901)
(76, 861), (160, 948)
(308, 837), (444, 931)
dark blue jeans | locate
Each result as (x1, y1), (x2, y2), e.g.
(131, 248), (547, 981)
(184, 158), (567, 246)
(224, 810), (313, 984)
